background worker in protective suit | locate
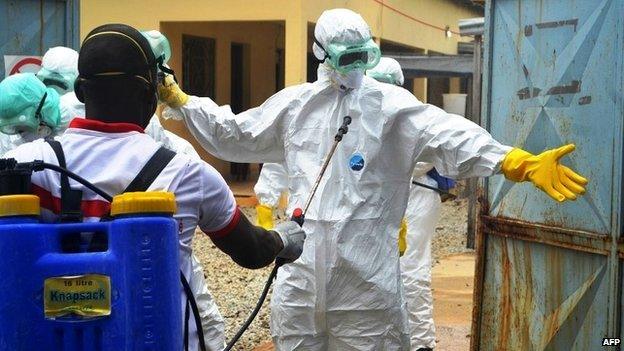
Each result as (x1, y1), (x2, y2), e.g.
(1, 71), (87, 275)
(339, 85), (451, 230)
(366, 56), (404, 86)
(254, 163), (288, 229)
(3, 23), (306, 351)
(159, 8), (588, 350)
(0, 73), (62, 154)
(400, 165), (452, 351)
(367, 57), (444, 351)
(35, 40), (225, 350)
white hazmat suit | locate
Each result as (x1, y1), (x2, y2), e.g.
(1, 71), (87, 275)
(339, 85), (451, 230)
(252, 57), (408, 227)
(36, 46), (79, 96)
(0, 47), (80, 155)
(401, 163), (441, 350)
(162, 9), (511, 350)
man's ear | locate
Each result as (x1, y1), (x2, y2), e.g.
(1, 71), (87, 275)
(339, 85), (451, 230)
(74, 77), (85, 103)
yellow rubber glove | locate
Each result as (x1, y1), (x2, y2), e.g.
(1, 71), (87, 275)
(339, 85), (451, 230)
(256, 204), (275, 230)
(157, 74), (189, 108)
(501, 144), (588, 202)
(398, 218), (407, 257)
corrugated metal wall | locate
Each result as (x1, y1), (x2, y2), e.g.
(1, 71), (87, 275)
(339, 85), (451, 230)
(0, 0), (79, 80)
(473, 0), (624, 349)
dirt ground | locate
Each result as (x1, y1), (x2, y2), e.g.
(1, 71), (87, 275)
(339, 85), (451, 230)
(192, 198), (474, 350)
(431, 253), (475, 351)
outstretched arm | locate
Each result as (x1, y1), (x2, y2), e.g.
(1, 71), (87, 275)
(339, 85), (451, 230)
(401, 96), (587, 202)
(195, 162), (304, 269)
(159, 75), (297, 164)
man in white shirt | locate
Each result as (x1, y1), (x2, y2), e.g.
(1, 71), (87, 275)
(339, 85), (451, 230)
(5, 23), (306, 351)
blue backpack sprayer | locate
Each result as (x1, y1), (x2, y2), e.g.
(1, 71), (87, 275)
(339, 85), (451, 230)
(0, 153), (184, 350)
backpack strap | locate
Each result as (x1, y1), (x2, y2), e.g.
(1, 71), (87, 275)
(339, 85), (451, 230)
(128, 147), (207, 351)
(46, 139), (83, 222)
(123, 147), (176, 193)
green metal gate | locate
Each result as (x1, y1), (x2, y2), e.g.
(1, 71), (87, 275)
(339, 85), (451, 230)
(473, 0), (624, 350)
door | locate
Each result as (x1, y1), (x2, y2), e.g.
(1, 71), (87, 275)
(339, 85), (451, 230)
(473, 0), (624, 350)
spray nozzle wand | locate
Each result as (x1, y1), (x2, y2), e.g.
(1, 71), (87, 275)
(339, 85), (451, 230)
(290, 116), (352, 226)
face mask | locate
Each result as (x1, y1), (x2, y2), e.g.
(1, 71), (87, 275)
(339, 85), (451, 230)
(141, 30), (175, 78)
(333, 69), (365, 90)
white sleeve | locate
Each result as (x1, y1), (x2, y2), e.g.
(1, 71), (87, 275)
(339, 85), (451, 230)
(195, 162), (238, 234)
(391, 89), (512, 179)
(254, 163), (288, 207)
(169, 86), (303, 164)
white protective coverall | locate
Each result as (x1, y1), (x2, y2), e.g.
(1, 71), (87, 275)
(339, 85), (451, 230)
(56, 93), (226, 351)
(401, 163), (440, 350)
(163, 9), (511, 350)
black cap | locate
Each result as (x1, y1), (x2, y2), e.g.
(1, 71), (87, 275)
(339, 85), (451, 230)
(79, 23), (156, 86)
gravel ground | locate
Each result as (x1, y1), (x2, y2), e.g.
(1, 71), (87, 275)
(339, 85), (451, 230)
(192, 199), (470, 350)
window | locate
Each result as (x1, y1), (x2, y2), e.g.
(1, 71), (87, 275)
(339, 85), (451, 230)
(182, 35), (216, 99)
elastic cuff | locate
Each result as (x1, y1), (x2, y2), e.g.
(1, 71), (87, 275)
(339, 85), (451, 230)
(207, 206), (242, 239)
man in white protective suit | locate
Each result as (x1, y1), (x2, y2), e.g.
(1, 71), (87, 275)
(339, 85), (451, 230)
(252, 57), (406, 231)
(158, 9), (587, 350)
(0, 45), (227, 351)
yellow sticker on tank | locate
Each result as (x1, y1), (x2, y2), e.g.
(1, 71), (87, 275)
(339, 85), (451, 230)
(44, 274), (111, 319)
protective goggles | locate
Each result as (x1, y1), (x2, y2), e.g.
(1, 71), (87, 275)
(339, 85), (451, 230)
(317, 38), (381, 74)
(0, 92), (47, 135)
(37, 68), (77, 94)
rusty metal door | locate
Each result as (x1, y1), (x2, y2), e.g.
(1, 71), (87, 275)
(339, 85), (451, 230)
(473, 0), (623, 350)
